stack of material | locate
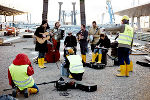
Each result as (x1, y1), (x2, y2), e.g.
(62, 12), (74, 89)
(145, 56), (150, 62)
(137, 33), (150, 42)
(133, 43), (150, 53)
(0, 38), (12, 46)
(0, 38), (4, 44)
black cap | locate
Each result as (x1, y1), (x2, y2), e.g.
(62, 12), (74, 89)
(42, 20), (47, 25)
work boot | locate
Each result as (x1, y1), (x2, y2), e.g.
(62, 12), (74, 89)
(81, 54), (84, 62)
(28, 88), (38, 94)
(41, 58), (47, 68)
(97, 54), (102, 64)
(90, 53), (96, 63)
(12, 87), (18, 97)
(38, 58), (44, 69)
(126, 65), (130, 77)
(69, 74), (73, 79)
(44, 60), (47, 64)
(128, 61), (133, 72)
(118, 61), (133, 72)
(116, 65), (128, 77)
(81, 55), (86, 63)
(24, 88), (29, 98)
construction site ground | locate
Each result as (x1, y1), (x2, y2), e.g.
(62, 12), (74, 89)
(0, 32), (150, 100)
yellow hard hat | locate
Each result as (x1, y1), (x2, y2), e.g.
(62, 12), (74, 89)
(68, 48), (74, 54)
(122, 15), (129, 21)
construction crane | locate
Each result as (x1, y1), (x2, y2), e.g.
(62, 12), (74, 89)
(106, 0), (115, 24)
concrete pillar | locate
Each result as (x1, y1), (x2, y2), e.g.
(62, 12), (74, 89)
(149, 16), (150, 28)
(62, 10), (65, 25)
(131, 16), (134, 27)
(71, 11), (74, 25)
(137, 16), (140, 31)
(4, 15), (6, 22)
(27, 13), (29, 23)
(72, 2), (76, 25)
(12, 15), (15, 27)
(58, 2), (63, 21)
(13, 15), (14, 22)
(30, 13), (31, 24)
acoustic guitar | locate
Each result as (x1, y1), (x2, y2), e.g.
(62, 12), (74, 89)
(36, 32), (50, 44)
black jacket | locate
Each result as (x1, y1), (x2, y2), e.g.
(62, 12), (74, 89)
(34, 26), (48, 53)
(64, 35), (77, 47)
(78, 30), (88, 46)
(96, 35), (110, 48)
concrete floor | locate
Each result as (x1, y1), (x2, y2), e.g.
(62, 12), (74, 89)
(0, 33), (150, 100)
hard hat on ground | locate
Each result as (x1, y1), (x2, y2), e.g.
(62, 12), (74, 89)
(122, 15), (129, 21)
(68, 48), (74, 55)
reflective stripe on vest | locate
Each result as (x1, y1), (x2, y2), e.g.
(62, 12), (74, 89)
(118, 24), (133, 45)
(67, 55), (84, 73)
(9, 64), (34, 90)
(14, 77), (33, 87)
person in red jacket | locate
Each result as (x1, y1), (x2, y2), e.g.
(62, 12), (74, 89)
(8, 53), (39, 98)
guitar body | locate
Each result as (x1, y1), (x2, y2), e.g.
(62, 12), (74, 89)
(36, 36), (50, 44)
(36, 32), (50, 44)
(45, 38), (60, 63)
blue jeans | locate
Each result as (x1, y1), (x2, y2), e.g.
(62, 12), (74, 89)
(38, 52), (45, 58)
(118, 47), (130, 65)
(94, 48), (102, 54)
(32, 83), (39, 93)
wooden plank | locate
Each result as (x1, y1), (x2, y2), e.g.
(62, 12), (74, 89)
(0, 38), (4, 44)
(130, 53), (148, 55)
(0, 42), (12, 46)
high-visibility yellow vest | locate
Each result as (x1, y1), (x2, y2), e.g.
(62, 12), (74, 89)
(67, 55), (84, 73)
(9, 64), (34, 90)
(118, 24), (134, 46)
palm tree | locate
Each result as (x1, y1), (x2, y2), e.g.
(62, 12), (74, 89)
(42, 0), (48, 21)
(80, 0), (86, 25)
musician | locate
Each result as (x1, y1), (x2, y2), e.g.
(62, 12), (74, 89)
(34, 20), (48, 68)
(89, 21), (101, 61)
(64, 32), (77, 55)
(91, 34), (110, 64)
(51, 21), (62, 51)
(78, 24), (88, 66)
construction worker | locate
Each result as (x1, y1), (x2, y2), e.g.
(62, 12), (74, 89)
(64, 32), (77, 55)
(106, 15), (134, 77)
(77, 24), (88, 66)
(34, 20), (48, 68)
(8, 53), (39, 98)
(91, 34), (110, 64)
(88, 21), (101, 61)
(64, 48), (85, 81)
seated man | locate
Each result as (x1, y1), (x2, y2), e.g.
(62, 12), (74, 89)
(64, 49), (85, 81)
(64, 32), (77, 56)
(8, 53), (39, 98)
(91, 34), (110, 64)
